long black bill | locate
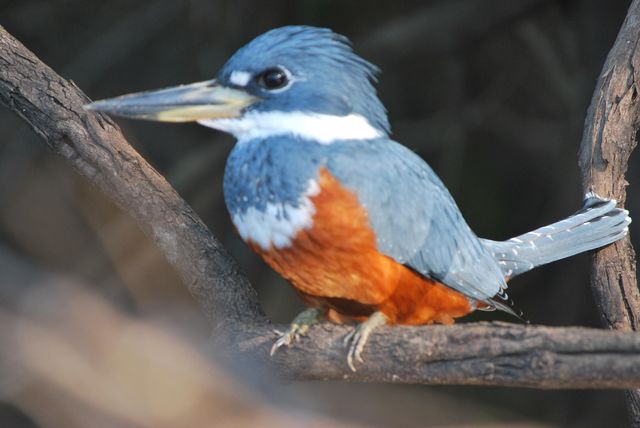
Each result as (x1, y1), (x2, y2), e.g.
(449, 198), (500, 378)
(84, 79), (257, 122)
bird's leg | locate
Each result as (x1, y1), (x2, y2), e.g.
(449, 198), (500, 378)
(270, 308), (323, 356)
(343, 311), (387, 372)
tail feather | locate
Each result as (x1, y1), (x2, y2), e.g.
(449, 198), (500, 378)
(481, 194), (631, 279)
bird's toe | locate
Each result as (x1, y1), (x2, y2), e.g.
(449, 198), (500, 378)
(343, 311), (387, 372)
(270, 308), (322, 356)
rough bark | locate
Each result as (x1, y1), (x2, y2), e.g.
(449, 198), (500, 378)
(578, 0), (640, 424)
(0, 25), (265, 329)
(230, 321), (640, 389)
(579, 0), (640, 334)
(1, 3), (640, 395)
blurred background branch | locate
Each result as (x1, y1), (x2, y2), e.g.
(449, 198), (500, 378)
(0, 246), (353, 428)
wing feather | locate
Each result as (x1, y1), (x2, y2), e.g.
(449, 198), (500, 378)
(326, 139), (507, 305)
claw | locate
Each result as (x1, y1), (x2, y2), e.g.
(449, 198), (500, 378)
(270, 308), (322, 356)
(343, 311), (387, 372)
(270, 329), (297, 356)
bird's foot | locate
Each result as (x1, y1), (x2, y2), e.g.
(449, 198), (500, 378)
(343, 311), (387, 372)
(270, 308), (322, 356)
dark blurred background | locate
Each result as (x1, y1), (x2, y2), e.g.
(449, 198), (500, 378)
(1, 0), (638, 427)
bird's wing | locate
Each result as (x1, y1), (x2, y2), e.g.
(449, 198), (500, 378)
(326, 139), (509, 307)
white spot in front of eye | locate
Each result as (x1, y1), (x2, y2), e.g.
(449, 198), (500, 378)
(230, 71), (252, 87)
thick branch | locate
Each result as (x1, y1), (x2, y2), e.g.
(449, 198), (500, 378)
(578, 0), (640, 424)
(1, 23), (639, 391)
(579, 0), (640, 333)
(0, 25), (265, 329)
(232, 322), (640, 389)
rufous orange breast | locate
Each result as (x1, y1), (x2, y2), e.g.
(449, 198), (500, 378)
(249, 168), (472, 325)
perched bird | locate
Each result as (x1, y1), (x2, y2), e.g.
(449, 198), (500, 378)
(86, 26), (631, 371)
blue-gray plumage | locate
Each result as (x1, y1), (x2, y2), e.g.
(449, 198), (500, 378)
(224, 136), (322, 215)
(482, 195), (629, 279)
(85, 25), (631, 370)
(217, 26), (390, 134)
(325, 139), (508, 306)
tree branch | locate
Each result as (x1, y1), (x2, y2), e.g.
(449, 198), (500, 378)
(231, 322), (640, 389)
(579, 0), (640, 334)
(0, 25), (265, 329)
(1, 12), (639, 393)
(577, 0), (640, 423)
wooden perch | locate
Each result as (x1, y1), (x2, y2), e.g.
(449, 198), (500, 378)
(577, 0), (640, 423)
(0, 0), (639, 396)
(0, 26), (265, 329)
(579, 0), (640, 335)
(230, 322), (640, 389)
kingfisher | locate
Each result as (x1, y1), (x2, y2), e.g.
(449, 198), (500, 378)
(86, 26), (631, 371)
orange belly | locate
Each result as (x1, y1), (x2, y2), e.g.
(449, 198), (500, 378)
(249, 168), (473, 325)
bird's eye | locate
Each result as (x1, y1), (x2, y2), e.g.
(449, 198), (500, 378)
(257, 67), (289, 90)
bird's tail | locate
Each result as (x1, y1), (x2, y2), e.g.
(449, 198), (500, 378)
(481, 193), (631, 279)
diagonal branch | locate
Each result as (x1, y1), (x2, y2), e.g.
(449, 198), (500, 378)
(0, 25), (265, 329)
(1, 15), (639, 392)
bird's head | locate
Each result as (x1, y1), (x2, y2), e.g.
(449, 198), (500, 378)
(86, 26), (389, 144)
